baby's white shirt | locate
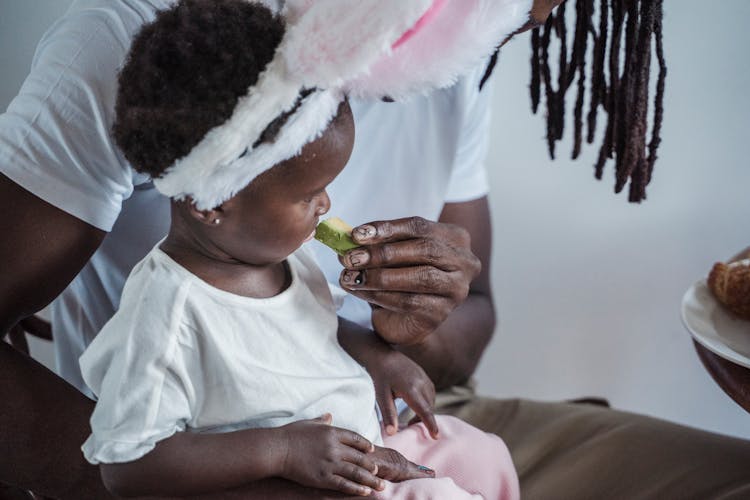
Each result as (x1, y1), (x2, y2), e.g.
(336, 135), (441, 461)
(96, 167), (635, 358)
(80, 245), (382, 465)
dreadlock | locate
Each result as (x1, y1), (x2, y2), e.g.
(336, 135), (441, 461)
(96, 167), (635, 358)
(529, 0), (666, 202)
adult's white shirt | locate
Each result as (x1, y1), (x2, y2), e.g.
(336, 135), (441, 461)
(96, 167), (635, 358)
(0, 0), (493, 395)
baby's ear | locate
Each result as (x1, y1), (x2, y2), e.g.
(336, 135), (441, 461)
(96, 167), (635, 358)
(186, 199), (224, 227)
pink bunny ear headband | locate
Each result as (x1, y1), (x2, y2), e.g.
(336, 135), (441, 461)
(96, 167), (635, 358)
(153, 0), (532, 210)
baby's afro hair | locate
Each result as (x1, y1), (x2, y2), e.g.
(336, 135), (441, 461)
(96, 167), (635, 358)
(113, 0), (285, 178)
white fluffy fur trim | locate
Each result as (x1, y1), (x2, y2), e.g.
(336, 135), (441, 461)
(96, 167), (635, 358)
(154, 1), (432, 208)
(154, 88), (342, 210)
(153, 0), (530, 208)
(153, 55), (301, 206)
(282, 0), (432, 88)
(345, 0), (535, 100)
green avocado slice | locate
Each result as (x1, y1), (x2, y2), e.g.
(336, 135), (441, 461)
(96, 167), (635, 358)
(315, 217), (360, 256)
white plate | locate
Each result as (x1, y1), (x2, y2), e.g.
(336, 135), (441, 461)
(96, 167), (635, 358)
(681, 280), (750, 368)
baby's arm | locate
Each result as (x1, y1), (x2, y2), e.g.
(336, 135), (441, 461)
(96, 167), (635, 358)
(338, 318), (439, 438)
(82, 304), (382, 497)
(100, 415), (384, 497)
(100, 425), (282, 496)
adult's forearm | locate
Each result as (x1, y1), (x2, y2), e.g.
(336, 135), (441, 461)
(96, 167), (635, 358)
(397, 292), (495, 390)
(0, 342), (113, 499)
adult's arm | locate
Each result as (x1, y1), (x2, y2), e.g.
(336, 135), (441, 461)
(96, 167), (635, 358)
(0, 174), (108, 497)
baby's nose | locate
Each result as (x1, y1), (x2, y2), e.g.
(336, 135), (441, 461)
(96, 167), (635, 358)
(316, 191), (331, 216)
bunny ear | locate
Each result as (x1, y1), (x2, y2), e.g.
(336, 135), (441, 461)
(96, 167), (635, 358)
(282, 0), (433, 88)
(155, 0), (534, 209)
(345, 0), (534, 100)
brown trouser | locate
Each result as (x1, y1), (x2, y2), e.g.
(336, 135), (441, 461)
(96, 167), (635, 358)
(401, 383), (750, 499)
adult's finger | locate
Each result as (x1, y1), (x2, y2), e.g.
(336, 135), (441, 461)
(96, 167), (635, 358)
(351, 217), (470, 247)
(340, 266), (467, 297)
(344, 289), (453, 318)
(341, 238), (471, 272)
(372, 447), (435, 482)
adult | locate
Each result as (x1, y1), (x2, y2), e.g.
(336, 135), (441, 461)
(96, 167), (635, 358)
(0, 1), (748, 499)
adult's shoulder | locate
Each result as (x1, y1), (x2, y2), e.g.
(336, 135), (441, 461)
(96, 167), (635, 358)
(0, 1), (174, 231)
(34, 0), (171, 69)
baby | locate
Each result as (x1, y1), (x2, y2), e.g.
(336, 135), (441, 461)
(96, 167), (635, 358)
(80, 1), (519, 498)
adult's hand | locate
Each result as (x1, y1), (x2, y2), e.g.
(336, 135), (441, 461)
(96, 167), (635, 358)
(369, 446), (435, 483)
(338, 217), (481, 346)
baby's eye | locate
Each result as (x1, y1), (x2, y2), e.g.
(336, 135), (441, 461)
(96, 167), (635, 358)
(303, 190), (323, 203)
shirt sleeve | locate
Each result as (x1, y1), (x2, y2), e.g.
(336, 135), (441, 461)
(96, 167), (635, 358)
(0, 9), (141, 231)
(80, 276), (195, 465)
(443, 66), (494, 204)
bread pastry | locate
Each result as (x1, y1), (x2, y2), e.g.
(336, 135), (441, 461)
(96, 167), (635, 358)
(707, 256), (750, 320)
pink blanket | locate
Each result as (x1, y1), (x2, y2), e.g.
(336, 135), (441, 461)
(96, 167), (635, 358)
(376, 415), (519, 499)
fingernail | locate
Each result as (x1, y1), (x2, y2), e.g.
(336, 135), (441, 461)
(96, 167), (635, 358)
(360, 487), (372, 495)
(354, 225), (376, 240)
(376, 479), (385, 490)
(347, 249), (369, 267)
(386, 424), (397, 435)
(418, 465), (435, 474)
(342, 271), (364, 285)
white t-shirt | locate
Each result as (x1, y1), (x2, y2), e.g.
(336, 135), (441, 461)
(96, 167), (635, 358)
(81, 245), (382, 464)
(0, 0), (493, 395)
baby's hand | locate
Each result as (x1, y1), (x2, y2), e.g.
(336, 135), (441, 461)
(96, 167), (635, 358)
(368, 350), (439, 439)
(277, 414), (384, 496)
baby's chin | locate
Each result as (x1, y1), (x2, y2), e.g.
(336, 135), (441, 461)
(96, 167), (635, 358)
(303, 229), (316, 243)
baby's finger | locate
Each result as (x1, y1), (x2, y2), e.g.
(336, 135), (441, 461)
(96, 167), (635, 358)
(335, 462), (386, 493)
(377, 387), (399, 436)
(336, 428), (375, 453)
(402, 392), (439, 439)
(342, 449), (379, 475)
(312, 413), (333, 425)
(420, 410), (439, 439)
(325, 473), (376, 497)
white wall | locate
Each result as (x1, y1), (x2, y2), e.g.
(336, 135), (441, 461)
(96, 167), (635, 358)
(2, 1), (748, 439)
(0, 0), (72, 106)
(479, 0), (750, 439)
